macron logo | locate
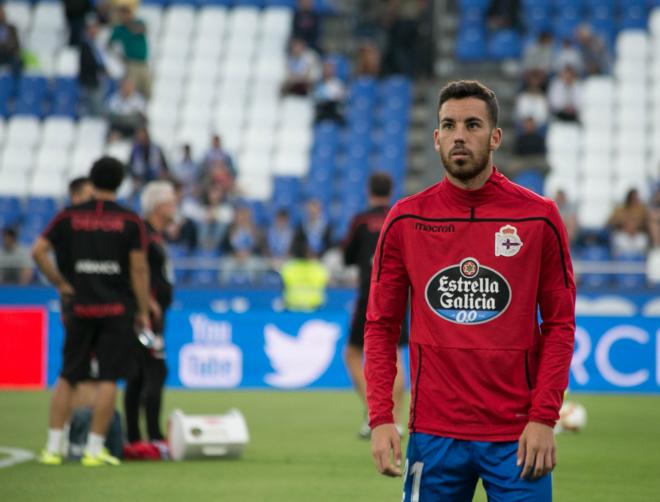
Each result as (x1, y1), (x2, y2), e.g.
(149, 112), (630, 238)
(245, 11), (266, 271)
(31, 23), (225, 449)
(414, 222), (455, 233)
(264, 320), (340, 389)
(74, 260), (121, 275)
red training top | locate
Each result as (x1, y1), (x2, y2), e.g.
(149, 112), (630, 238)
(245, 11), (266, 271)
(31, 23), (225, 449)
(365, 169), (576, 441)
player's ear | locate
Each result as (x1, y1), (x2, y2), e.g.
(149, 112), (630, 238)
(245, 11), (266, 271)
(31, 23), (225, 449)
(433, 128), (441, 152)
(490, 127), (502, 151)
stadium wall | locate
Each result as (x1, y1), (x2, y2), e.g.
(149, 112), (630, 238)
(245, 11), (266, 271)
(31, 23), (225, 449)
(0, 287), (659, 393)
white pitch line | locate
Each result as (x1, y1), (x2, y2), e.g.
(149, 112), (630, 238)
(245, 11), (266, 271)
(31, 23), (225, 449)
(0, 447), (35, 469)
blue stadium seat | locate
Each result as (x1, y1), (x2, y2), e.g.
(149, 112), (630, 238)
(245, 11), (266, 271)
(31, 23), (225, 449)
(0, 196), (22, 228)
(619, 3), (648, 30)
(272, 176), (302, 207)
(524, 5), (552, 33)
(15, 76), (48, 118)
(578, 245), (611, 289)
(459, 0), (490, 9)
(613, 255), (646, 290)
(325, 54), (351, 81)
(488, 29), (522, 59)
(191, 249), (220, 287)
(513, 170), (544, 195)
(26, 197), (58, 218)
(456, 28), (487, 61)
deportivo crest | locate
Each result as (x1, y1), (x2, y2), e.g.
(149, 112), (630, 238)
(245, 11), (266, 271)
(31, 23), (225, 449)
(495, 225), (523, 257)
(425, 258), (511, 324)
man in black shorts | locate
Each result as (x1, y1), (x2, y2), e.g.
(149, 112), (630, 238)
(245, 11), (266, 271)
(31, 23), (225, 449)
(342, 172), (407, 438)
(124, 180), (176, 456)
(33, 157), (150, 466)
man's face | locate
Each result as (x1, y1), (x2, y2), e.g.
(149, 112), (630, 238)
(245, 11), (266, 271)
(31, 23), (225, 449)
(71, 182), (94, 205)
(157, 199), (177, 225)
(434, 97), (501, 182)
(2, 232), (15, 251)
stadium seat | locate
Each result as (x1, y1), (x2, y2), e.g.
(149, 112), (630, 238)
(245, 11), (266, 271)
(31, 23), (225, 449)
(34, 146), (70, 174)
(0, 169), (29, 197)
(105, 141), (131, 164)
(488, 29), (522, 59)
(30, 170), (66, 197)
(70, 146), (103, 178)
(41, 117), (76, 149)
(6, 116), (41, 148)
(228, 7), (261, 39)
(578, 244), (611, 289)
(56, 48), (80, 77)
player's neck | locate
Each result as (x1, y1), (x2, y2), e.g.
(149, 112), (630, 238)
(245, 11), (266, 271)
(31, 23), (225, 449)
(93, 190), (116, 201)
(446, 163), (494, 191)
(369, 196), (390, 208)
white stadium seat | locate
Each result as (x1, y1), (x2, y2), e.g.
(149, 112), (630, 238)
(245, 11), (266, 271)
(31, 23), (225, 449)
(6, 117), (41, 148)
(272, 148), (309, 176)
(35, 146), (70, 174)
(162, 5), (196, 38)
(5, 1), (32, 37)
(30, 170), (66, 197)
(0, 119), (6, 147)
(42, 117), (76, 149)
(616, 30), (649, 61)
(56, 48), (79, 77)
(32, 1), (65, 32)
(76, 118), (108, 149)
(0, 169), (29, 196)
(241, 127), (275, 155)
(543, 173), (578, 201)
(70, 146), (104, 178)
(105, 141), (132, 163)
(578, 201), (613, 229)
(227, 7), (260, 38)
(137, 5), (163, 39)
(261, 7), (293, 39)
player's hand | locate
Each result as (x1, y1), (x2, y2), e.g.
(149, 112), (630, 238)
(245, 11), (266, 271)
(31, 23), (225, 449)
(56, 281), (74, 298)
(517, 421), (556, 480)
(136, 311), (151, 331)
(371, 423), (402, 477)
(149, 298), (162, 323)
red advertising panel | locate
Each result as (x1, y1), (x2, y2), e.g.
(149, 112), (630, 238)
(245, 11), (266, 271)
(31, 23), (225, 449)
(0, 307), (46, 388)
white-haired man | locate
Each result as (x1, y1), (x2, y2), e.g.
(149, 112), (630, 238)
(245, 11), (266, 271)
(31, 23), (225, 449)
(124, 181), (176, 455)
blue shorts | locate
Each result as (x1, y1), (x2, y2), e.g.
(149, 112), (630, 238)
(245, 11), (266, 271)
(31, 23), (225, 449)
(402, 433), (552, 502)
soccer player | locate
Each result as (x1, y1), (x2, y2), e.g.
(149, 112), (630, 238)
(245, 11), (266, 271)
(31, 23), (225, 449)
(33, 157), (151, 466)
(365, 80), (576, 501)
(124, 181), (176, 453)
(68, 177), (94, 206)
(342, 172), (407, 438)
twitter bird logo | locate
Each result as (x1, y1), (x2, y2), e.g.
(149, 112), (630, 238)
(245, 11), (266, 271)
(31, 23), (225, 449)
(264, 320), (341, 388)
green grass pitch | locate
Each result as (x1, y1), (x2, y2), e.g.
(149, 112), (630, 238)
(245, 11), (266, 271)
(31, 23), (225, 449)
(0, 391), (658, 501)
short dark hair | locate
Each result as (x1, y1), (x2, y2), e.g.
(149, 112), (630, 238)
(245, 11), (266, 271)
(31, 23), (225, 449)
(369, 172), (392, 198)
(68, 176), (90, 198)
(290, 233), (309, 259)
(89, 156), (125, 192)
(437, 80), (499, 127)
(3, 227), (16, 239)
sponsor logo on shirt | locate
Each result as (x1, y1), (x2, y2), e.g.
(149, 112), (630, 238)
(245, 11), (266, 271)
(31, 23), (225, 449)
(71, 215), (125, 232)
(425, 257), (511, 324)
(74, 260), (121, 275)
(414, 222), (455, 233)
(495, 225), (523, 257)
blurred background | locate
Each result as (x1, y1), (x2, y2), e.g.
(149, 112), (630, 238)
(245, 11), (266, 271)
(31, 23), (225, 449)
(0, 0), (658, 414)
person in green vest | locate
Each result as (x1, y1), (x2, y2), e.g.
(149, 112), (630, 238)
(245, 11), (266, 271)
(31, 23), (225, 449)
(281, 233), (329, 312)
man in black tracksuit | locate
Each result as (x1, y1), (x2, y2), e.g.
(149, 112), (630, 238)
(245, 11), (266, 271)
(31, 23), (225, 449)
(124, 181), (176, 450)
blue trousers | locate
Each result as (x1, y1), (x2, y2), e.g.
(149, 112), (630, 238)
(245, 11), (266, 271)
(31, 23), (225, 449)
(402, 433), (552, 502)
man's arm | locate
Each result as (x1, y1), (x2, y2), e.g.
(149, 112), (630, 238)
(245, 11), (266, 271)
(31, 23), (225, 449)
(518, 202), (576, 480)
(129, 249), (150, 328)
(364, 205), (409, 477)
(31, 237), (72, 295)
(341, 217), (362, 266)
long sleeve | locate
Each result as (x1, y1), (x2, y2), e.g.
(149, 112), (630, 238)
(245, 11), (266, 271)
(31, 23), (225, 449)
(364, 205), (410, 428)
(530, 202), (576, 426)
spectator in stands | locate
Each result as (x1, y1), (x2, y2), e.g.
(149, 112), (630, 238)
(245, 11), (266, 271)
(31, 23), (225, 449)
(172, 144), (200, 197)
(0, 227), (33, 285)
(281, 233), (329, 312)
(522, 31), (555, 85)
(608, 189), (649, 238)
(296, 199), (332, 257)
(554, 189), (578, 246)
(381, 0), (422, 78)
(648, 186), (660, 248)
(575, 25), (610, 76)
(195, 186), (234, 252)
(203, 134), (236, 177)
(203, 158), (236, 197)
(356, 40), (381, 77)
(282, 37), (322, 96)
(293, 0), (321, 52)
(515, 72), (549, 128)
(128, 126), (169, 188)
(553, 38), (583, 75)
(611, 217), (649, 258)
(313, 61), (346, 124)
(79, 18), (107, 117)
(220, 205), (264, 285)
(64, 0), (93, 46)
(0, 6), (21, 77)
(514, 117), (545, 156)
(109, 5), (151, 99)
(548, 65), (582, 122)
(165, 181), (198, 252)
(486, 0), (522, 31)
(267, 208), (295, 267)
(106, 78), (146, 138)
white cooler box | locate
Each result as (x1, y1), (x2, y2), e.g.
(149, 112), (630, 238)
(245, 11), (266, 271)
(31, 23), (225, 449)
(168, 408), (249, 461)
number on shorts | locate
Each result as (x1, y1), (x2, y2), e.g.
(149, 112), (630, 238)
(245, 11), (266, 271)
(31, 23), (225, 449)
(406, 461), (423, 502)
